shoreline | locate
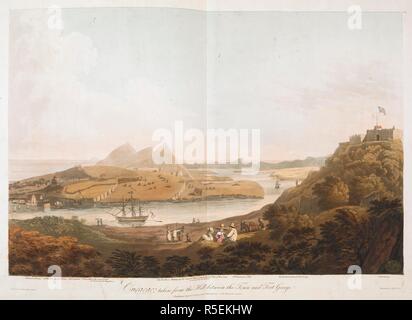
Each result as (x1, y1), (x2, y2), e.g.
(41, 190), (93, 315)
(9, 192), (266, 214)
(10, 203), (271, 253)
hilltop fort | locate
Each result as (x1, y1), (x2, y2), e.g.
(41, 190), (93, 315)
(345, 125), (402, 145)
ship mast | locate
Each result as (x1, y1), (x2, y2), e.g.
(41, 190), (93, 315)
(128, 191), (136, 217)
(138, 199), (142, 216)
(121, 198), (126, 216)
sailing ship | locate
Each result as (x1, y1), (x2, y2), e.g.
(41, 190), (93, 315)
(112, 191), (150, 224)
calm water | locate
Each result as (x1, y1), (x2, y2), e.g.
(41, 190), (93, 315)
(9, 159), (94, 181)
(9, 161), (293, 226)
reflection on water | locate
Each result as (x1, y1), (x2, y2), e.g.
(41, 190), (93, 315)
(9, 170), (294, 226)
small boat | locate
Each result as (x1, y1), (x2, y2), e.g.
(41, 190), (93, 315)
(112, 191), (150, 225)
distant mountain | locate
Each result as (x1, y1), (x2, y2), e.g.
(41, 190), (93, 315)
(132, 146), (156, 168)
(260, 156), (327, 170)
(98, 144), (327, 171)
(97, 143), (137, 167)
(97, 144), (176, 169)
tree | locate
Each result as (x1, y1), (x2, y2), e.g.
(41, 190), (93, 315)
(274, 227), (318, 273)
(315, 208), (369, 272)
(141, 256), (160, 277)
(197, 247), (214, 260)
(215, 241), (270, 274)
(9, 226), (111, 277)
(162, 255), (192, 277)
(264, 204), (313, 240)
(349, 174), (385, 205)
(107, 249), (142, 277)
(264, 204), (297, 240)
(362, 198), (403, 273)
(312, 175), (349, 210)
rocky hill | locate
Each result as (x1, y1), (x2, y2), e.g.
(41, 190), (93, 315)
(98, 144), (172, 169)
(275, 140), (403, 214)
(97, 143), (138, 167)
(258, 139), (404, 274)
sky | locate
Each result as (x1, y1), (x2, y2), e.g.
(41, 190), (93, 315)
(9, 8), (403, 161)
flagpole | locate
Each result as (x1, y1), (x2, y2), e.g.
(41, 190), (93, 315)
(376, 109), (378, 127)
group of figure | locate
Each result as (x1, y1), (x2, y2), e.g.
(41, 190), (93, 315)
(166, 218), (266, 245)
(201, 222), (238, 243)
(240, 218), (265, 233)
(166, 226), (186, 242)
(95, 218), (104, 226)
(192, 217), (201, 224)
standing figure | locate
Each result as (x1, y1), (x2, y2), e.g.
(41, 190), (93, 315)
(172, 228), (178, 242)
(177, 227), (185, 241)
(166, 226), (172, 242)
(240, 220), (248, 233)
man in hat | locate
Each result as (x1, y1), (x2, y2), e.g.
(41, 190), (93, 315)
(226, 223), (238, 242)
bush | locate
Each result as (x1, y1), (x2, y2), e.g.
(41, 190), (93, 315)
(9, 226), (111, 277)
(312, 175), (349, 210)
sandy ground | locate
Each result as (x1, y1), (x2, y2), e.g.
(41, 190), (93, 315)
(268, 166), (320, 181)
(59, 167), (264, 202)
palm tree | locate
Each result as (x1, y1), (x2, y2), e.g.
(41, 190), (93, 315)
(107, 249), (142, 277)
(162, 255), (191, 277)
(141, 256), (160, 277)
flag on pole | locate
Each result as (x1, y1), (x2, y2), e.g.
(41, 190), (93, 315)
(378, 106), (386, 115)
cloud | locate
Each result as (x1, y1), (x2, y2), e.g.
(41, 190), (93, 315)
(9, 10), (184, 159)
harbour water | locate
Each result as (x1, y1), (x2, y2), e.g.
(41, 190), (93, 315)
(8, 161), (293, 226)
(8, 159), (94, 182)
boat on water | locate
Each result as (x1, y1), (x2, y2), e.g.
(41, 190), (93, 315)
(111, 191), (151, 224)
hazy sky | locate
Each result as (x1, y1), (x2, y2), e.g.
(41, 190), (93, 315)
(9, 8), (403, 161)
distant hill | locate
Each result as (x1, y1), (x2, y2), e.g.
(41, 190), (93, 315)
(260, 156), (326, 170)
(184, 156), (326, 170)
(97, 144), (173, 169)
(18, 165), (91, 184)
(97, 143), (137, 167)
(98, 143), (327, 172)
(132, 146), (156, 168)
